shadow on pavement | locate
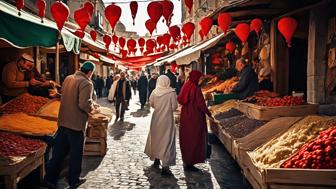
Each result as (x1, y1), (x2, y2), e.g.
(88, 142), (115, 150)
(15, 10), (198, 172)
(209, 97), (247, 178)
(81, 156), (104, 177)
(130, 104), (151, 118)
(183, 169), (214, 188)
(143, 166), (178, 188)
(108, 121), (136, 140)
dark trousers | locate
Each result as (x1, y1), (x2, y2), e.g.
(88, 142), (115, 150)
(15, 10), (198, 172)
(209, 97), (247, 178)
(97, 88), (102, 98)
(44, 127), (84, 186)
(115, 97), (126, 119)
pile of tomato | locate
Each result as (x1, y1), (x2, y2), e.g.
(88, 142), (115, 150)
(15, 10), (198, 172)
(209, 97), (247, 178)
(281, 126), (336, 169)
(257, 96), (305, 107)
(0, 132), (45, 157)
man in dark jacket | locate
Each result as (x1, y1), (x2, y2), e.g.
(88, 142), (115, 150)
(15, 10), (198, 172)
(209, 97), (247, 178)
(147, 73), (158, 99)
(231, 58), (259, 99)
(165, 69), (177, 92)
(137, 72), (148, 109)
(105, 75), (113, 96)
(114, 72), (131, 122)
(95, 75), (104, 98)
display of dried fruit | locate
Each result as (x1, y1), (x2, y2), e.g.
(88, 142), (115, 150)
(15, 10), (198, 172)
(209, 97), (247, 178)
(202, 77), (238, 94)
(0, 93), (49, 114)
(214, 108), (243, 120)
(256, 96), (305, 107)
(219, 115), (246, 129)
(0, 132), (45, 157)
(226, 118), (267, 138)
(281, 126), (336, 169)
(250, 116), (335, 169)
(209, 100), (237, 115)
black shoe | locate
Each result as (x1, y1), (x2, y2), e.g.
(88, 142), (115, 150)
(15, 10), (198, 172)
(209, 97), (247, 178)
(184, 165), (199, 172)
(161, 167), (173, 176)
(69, 178), (86, 189)
(41, 180), (56, 189)
(154, 159), (160, 166)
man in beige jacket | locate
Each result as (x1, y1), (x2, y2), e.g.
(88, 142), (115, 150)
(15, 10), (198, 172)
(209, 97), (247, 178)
(44, 61), (99, 189)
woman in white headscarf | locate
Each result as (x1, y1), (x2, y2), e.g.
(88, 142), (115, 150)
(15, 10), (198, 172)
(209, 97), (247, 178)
(144, 75), (178, 176)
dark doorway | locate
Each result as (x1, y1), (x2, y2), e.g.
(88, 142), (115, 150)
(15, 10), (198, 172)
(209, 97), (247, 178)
(288, 38), (308, 97)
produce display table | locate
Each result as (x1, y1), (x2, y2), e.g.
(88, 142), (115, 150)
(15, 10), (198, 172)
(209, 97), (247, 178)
(0, 146), (46, 189)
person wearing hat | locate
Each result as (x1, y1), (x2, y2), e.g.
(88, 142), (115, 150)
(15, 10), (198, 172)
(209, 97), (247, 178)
(0, 53), (42, 103)
(43, 61), (100, 189)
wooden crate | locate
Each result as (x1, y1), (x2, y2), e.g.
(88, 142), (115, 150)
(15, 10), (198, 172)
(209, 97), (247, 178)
(84, 138), (107, 156)
(236, 102), (319, 120)
(86, 127), (107, 139)
(0, 146), (46, 189)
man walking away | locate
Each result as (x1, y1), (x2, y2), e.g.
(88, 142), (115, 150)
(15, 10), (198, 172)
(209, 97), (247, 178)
(137, 72), (148, 109)
(114, 72), (131, 122)
(148, 73), (158, 99)
(43, 61), (100, 189)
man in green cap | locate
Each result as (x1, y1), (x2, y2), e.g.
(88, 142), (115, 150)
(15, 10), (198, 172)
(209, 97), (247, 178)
(44, 61), (100, 189)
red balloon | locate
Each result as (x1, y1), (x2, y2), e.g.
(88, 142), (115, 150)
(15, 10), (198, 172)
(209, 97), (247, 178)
(157, 36), (163, 47)
(162, 33), (171, 48)
(16, 0), (24, 15)
(199, 29), (204, 41)
(74, 7), (90, 31)
(235, 23), (250, 44)
(112, 35), (118, 46)
(160, 0), (174, 27)
(200, 17), (213, 37)
(84, 2), (94, 17)
(147, 2), (163, 28)
(145, 19), (156, 36)
(184, 0), (193, 14)
(130, 1), (138, 25)
(250, 18), (263, 36)
(119, 37), (126, 49)
(146, 39), (156, 51)
(138, 38), (145, 47)
(182, 22), (195, 42)
(169, 25), (181, 42)
(103, 35), (112, 50)
(226, 41), (236, 53)
(74, 29), (85, 39)
(217, 13), (231, 34)
(51, 1), (70, 31)
(105, 4), (122, 33)
(278, 17), (297, 47)
(127, 39), (137, 52)
(90, 30), (97, 41)
(37, 0), (46, 23)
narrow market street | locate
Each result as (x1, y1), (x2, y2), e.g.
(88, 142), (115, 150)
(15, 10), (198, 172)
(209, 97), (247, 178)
(58, 96), (251, 189)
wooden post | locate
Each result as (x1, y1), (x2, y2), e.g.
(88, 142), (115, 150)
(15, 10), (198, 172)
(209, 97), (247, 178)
(270, 19), (277, 92)
(55, 41), (60, 84)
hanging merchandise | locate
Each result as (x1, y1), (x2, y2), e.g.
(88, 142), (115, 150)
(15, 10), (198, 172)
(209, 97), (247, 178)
(250, 18), (263, 36)
(184, 0), (193, 14)
(74, 29), (85, 39)
(145, 19), (156, 36)
(105, 4), (122, 33)
(103, 34), (112, 50)
(74, 7), (91, 31)
(199, 29), (204, 41)
(211, 53), (221, 65)
(84, 2), (94, 17)
(162, 33), (171, 50)
(130, 1), (138, 25)
(160, 0), (174, 27)
(182, 22), (195, 43)
(51, 1), (70, 31)
(37, 0), (46, 23)
(278, 17), (297, 47)
(226, 41), (236, 53)
(147, 1), (163, 29)
(217, 13), (231, 34)
(119, 37), (126, 49)
(235, 23), (250, 44)
(169, 25), (181, 42)
(90, 30), (97, 41)
(200, 17), (213, 37)
(16, 0), (24, 15)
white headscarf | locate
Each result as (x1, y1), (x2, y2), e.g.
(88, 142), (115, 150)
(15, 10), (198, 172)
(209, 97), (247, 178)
(152, 75), (175, 96)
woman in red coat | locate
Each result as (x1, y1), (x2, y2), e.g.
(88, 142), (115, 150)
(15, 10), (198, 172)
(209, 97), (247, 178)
(177, 70), (214, 171)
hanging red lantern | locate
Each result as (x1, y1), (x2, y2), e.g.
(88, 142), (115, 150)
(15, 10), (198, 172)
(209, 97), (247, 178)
(226, 41), (236, 53)
(169, 44), (177, 50)
(250, 18), (263, 36)
(127, 39), (137, 52)
(16, 0), (24, 16)
(146, 39), (156, 51)
(138, 37), (145, 47)
(145, 19), (156, 36)
(119, 37), (126, 49)
(171, 61), (177, 73)
(217, 13), (231, 34)
(112, 35), (118, 46)
(121, 50), (128, 59)
(169, 25), (181, 42)
(278, 17), (297, 47)
(235, 23), (250, 44)
(105, 4), (122, 33)
(184, 0), (193, 14)
(200, 17), (213, 37)
(147, 2), (163, 28)
(160, 0), (174, 27)
(103, 35), (112, 50)
(90, 30), (97, 41)
(84, 2), (94, 17)
(157, 36), (163, 47)
(51, 1), (70, 31)
(130, 1), (138, 25)
(199, 29), (204, 41)
(74, 7), (91, 31)
(74, 29), (85, 39)
(37, 0), (46, 23)
(162, 33), (171, 49)
(182, 22), (195, 42)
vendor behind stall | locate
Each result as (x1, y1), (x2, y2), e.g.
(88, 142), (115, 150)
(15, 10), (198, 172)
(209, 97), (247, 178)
(230, 58), (259, 99)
